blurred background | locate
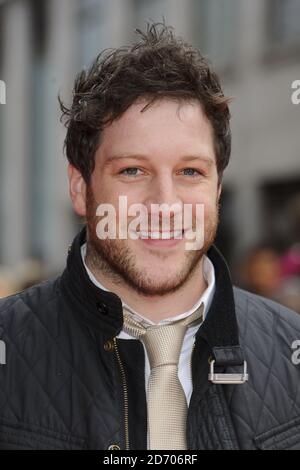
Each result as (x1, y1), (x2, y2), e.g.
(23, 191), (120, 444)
(0, 0), (299, 312)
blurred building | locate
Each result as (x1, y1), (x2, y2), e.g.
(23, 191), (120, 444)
(0, 0), (299, 274)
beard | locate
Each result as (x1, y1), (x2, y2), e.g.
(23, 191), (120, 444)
(85, 185), (219, 297)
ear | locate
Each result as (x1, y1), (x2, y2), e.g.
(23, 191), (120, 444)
(68, 164), (87, 217)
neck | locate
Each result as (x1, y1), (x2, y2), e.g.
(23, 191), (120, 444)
(85, 246), (208, 323)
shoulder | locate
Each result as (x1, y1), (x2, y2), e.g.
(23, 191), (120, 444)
(232, 286), (300, 389)
(0, 277), (61, 332)
(230, 287), (300, 448)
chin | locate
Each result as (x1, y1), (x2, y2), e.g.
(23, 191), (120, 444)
(147, 275), (178, 287)
(135, 269), (187, 293)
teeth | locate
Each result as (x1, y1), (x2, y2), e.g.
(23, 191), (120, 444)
(138, 230), (183, 239)
(161, 232), (173, 239)
(150, 232), (161, 239)
(139, 231), (151, 239)
(138, 231), (149, 238)
(173, 230), (183, 239)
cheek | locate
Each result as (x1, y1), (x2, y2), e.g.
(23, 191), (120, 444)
(190, 197), (217, 217)
(91, 169), (119, 202)
(91, 185), (118, 207)
(102, 183), (142, 207)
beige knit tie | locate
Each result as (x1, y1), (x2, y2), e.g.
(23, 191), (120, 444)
(122, 304), (204, 450)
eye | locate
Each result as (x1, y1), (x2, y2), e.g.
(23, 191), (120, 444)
(119, 167), (143, 177)
(180, 168), (203, 177)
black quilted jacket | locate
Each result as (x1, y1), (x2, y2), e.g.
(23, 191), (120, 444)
(0, 227), (300, 450)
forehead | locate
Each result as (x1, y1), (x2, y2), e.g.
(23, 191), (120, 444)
(97, 98), (215, 162)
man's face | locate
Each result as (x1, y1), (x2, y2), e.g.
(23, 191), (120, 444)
(72, 98), (221, 296)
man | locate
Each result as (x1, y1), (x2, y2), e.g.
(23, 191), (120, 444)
(0, 24), (300, 451)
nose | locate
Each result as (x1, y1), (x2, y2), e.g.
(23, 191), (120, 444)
(145, 173), (181, 205)
(143, 173), (183, 228)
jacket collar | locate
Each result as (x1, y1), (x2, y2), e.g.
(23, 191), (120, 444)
(60, 226), (244, 366)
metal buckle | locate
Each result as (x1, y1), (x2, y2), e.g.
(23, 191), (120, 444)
(208, 360), (249, 384)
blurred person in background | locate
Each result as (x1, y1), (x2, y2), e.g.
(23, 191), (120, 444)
(0, 260), (45, 297)
(13, 259), (46, 291)
(279, 243), (300, 313)
(238, 244), (283, 300)
(0, 268), (17, 298)
(237, 241), (300, 314)
(277, 193), (300, 313)
(0, 23), (300, 451)
(236, 193), (300, 313)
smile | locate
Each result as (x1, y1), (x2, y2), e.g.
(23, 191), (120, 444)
(137, 230), (184, 240)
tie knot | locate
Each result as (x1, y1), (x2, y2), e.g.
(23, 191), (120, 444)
(123, 304), (204, 369)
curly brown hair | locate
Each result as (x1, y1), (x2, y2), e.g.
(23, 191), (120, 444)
(59, 22), (232, 185)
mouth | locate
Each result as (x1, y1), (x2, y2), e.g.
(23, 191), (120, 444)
(130, 229), (186, 249)
(137, 230), (184, 240)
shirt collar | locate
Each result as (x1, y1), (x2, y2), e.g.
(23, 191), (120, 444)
(61, 227), (245, 367)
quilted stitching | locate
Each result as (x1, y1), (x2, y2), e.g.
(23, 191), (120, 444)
(228, 287), (300, 449)
(1, 277), (300, 449)
(0, 281), (121, 449)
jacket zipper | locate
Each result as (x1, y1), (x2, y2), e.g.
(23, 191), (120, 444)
(113, 337), (130, 450)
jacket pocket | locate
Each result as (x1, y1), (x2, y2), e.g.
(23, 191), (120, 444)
(0, 418), (86, 450)
(254, 418), (300, 450)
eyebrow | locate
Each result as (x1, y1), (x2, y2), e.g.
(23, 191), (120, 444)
(104, 154), (215, 167)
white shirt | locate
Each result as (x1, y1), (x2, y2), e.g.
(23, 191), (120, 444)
(81, 243), (215, 406)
